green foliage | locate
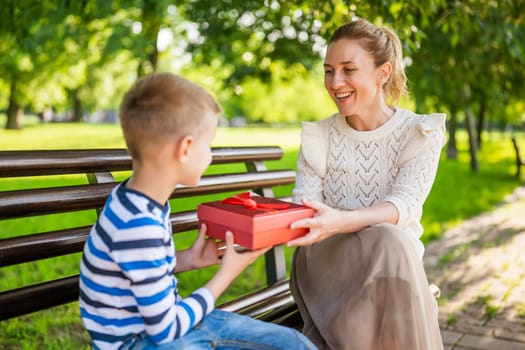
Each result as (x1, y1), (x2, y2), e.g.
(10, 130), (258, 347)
(227, 63), (334, 123)
(1, 0), (524, 131)
(446, 313), (459, 326)
(475, 294), (501, 321)
(409, 0), (525, 131)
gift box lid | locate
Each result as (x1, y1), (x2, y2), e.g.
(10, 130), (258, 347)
(197, 193), (314, 232)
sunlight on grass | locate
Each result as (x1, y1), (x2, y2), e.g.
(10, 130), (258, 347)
(0, 118), (302, 151)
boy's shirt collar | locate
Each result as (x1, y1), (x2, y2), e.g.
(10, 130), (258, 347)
(117, 179), (171, 220)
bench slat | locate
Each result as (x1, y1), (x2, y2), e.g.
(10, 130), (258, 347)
(0, 276), (297, 322)
(219, 279), (291, 313)
(0, 195), (290, 267)
(0, 170), (295, 219)
(219, 280), (301, 327)
(0, 275), (79, 320)
(0, 211), (200, 267)
(221, 287), (293, 317)
(0, 226), (88, 267)
(0, 147), (283, 177)
(257, 302), (302, 329)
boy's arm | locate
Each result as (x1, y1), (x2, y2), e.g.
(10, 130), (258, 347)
(113, 224), (215, 344)
(204, 231), (270, 300)
(119, 228), (266, 344)
(174, 249), (194, 272)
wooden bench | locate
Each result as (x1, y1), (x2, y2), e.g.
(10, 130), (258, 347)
(0, 147), (303, 334)
(512, 137), (525, 179)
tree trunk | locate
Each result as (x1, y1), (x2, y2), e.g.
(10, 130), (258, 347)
(465, 107), (479, 172)
(446, 109), (458, 159)
(137, 0), (161, 76)
(5, 81), (23, 130)
(137, 62), (144, 77)
(72, 93), (83, 122)
(476, 97), (486, 150)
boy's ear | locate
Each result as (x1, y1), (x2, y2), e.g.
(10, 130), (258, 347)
(175, 135), (193, 162)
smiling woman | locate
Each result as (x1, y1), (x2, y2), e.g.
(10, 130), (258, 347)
(288, 18), (446, 350)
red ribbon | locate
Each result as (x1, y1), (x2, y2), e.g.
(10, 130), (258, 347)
(221, 192), (290, 210)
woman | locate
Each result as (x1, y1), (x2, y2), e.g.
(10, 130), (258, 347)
(287, 19), (445, 350)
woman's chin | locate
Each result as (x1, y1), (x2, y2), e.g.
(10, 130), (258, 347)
(338, 108), (355, 117)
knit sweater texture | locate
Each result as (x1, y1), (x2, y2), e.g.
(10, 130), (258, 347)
(292, 108), (446, 257)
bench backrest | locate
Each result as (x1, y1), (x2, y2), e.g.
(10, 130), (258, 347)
(0, 147), (295, 320)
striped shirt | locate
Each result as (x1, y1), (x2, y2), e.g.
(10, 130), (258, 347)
(79, 182), (215, 349)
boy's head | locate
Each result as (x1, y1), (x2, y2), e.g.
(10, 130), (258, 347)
(119, 73), (222, 161)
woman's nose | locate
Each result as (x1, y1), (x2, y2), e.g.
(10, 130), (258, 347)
(329, 72), (345, 89)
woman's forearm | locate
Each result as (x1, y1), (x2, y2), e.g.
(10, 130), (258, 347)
(288, 199), (400, 247)
(342, 201), (399, 233)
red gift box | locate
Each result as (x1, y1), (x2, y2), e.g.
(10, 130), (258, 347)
(197, 192), (314, 249)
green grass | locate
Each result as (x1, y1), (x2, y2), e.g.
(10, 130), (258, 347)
(421, 131), (521, 243)
(0, 120), (522, 348)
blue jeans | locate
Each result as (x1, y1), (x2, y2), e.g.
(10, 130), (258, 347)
(123, 309), (317, 349)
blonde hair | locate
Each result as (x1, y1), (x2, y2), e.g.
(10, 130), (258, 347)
(119, 73), (222, 159)
(329, 19), (408, 103)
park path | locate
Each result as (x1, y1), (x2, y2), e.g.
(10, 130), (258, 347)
(424, 185), (525, 350)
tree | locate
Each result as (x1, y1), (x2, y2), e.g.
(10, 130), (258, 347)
(2, 0), (524, 134)
(185, 0), (440, 84)
(410, 0), (525, 171)
(0, 0), (56, 129)
(0, 0), (123, 127)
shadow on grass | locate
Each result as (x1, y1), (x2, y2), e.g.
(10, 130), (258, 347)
(425, 187), (525, 336)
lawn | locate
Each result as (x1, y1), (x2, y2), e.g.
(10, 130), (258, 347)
(0, 119), (522, 349)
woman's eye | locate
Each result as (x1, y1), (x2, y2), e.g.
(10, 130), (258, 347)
(344, 68), (356, 74)
(324, 70), (333, 75)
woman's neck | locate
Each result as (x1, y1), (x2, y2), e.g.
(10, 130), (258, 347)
(345, 104), (395, 131)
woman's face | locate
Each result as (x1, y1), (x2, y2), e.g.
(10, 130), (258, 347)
(323, 38), (385, 117)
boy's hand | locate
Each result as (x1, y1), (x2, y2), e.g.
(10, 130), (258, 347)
(205, 231), (270, 300)
(219, 231), (270, 275)
(175, 223), (220, 272)
(189, 223), (221, 269)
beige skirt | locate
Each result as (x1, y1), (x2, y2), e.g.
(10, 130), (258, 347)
(290, 224), (444, 350)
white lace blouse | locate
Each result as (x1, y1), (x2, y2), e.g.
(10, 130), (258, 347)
(292, 108), (447, 257)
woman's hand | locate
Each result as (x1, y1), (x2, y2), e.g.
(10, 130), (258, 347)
(287, 199), (401, 247)
(287, 198), (347, 247)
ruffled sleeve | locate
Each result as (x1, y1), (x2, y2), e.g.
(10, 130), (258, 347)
(292, 121), (327, 203)
(398, 113), (447, 165)
(300, 122), (328, 177)
(384, 113), (447, 228)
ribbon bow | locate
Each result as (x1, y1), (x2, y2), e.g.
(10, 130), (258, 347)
(221, 192), (290, 210)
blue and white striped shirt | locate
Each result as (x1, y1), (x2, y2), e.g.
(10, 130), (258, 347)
(79, 182), (214, 349)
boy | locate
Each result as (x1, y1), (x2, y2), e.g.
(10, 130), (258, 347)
(79, 73), (316, 350)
